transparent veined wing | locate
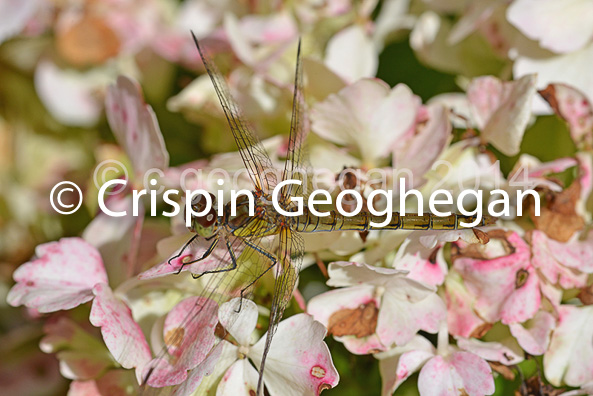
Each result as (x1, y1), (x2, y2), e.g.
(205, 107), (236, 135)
(280, 39), (309, 203)
(138, 227), (281, 395)
(191, 32), (277, 194)
(255, 228), (304, 395)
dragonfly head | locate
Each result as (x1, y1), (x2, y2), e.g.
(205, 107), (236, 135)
(187, 193), (219, 237)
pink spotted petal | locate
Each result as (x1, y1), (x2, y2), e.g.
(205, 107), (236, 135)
(105, 75), (169, 175)
(375, 336), (436, 395)
(456, 338), (524, 366)
(89, 283), (151, 379)
(139, 234), (242, 279)
(544, 305), (593, 387)
(444, 272), (487, 338)
(467, 74), (537, 156)
(392, 103), (452, 185)
(172, 343), (223, 396)
(539, 83), (593, 147)
(509, 310), (556, 356)
(531, 230), (589, 288)
(454, 232), (540, 324)
(499, 265), (541, 325)
(250, 314), (340, 396)
(393, 235), (448, 286)
(418, 352), (495, 396)
(145, 296), (219, 387)
(7, 238), (108, 313)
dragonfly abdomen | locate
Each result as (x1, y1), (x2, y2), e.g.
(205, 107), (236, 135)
(294, 208), (495, 232)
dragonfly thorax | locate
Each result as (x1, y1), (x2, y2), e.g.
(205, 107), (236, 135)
(187, 192), (219, 237)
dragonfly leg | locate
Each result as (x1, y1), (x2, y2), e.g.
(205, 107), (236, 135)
(235, 240), (277, 313)
(168, 234), (219, 274)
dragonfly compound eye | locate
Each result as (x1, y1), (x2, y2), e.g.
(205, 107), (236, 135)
(189, 193), (218, 230)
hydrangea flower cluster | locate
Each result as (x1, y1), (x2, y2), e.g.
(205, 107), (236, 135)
(2, 1), (593, 395)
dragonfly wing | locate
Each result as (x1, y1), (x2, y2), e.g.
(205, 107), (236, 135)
(280, 39), (309, 203)
(139, 229), (278, 395)
(191, 32), (277, 193)
(255, 227), (304, 394)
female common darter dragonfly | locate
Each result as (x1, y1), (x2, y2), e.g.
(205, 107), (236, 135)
(140, 32), (495, 396)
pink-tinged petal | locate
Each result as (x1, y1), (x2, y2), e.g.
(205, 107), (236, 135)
(172, 343), (223, 396)
(456, 338), (524, 366)
(250, 314), (340, 396)
(310, 79), (419, 164)
(393, 235), (447, 286)
(507, 0), (593, 54)
(308, 285), (385, 354)
(509, 310), (556, 356)
(454, 232), (540, 324)
(338, 333), (387, 355)
(237, 12), (298, 44)
(34, 60), (102, 127)
(467, 76), (505, 130)
(468, 74), (537, 156)
(68, 380), (100, 396)
(40, 317), (112, 380)
(325, 261), (409, 288)
(418, 352), (495, 396)
(105, 75), (169, 175)
(83, 195), (140, 286)
(307, 284), (377, 326)
(216, 359), (259, 395)
(544, 305), (593, 387)
(7, 238), (108, 313)
(499, 265), (541, 324)
(559, 382), (593, 396)
(89, 283), (151, 379)
(447, 0), (497, 45)
(418, 229), (485, 250)
(444, 272), (487, 338)
(139, 234), (241, 279)
(513, 43), (593, 115)
(0, 0), (39, 44)
(539, 83), (593, 147)
(531, 230), (589, 288)
(219, 298), (258, 347)
(145, 296), (219, 387)
(375, 336), (436, 396)
(393, 103), (452, 184)
(68, 369), (137, 396)
(325, 25), (378, 83)
(377, 292), (446, 347)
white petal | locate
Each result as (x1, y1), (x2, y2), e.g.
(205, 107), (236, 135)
(219, 298), (258, 346)
(325, 25), (378, 82)
(34, 60), (103, 127)
(250, 314), (339, 396)
(507, 0), (593, 53)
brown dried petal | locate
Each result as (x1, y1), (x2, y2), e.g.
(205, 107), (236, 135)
(57, 16), (120, 66)
(327, 302), (379, 338)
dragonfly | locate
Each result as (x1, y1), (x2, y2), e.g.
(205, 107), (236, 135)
(140, 32), (496, 395)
